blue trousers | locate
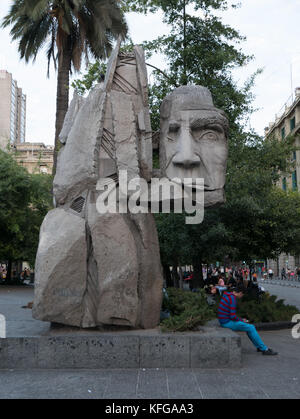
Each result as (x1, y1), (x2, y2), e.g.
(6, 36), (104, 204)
(220, 320), (268, 351)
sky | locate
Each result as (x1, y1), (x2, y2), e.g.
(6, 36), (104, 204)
(0, 0), (300, 145)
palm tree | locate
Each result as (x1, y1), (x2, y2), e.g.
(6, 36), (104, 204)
(2, 0), (128, 174)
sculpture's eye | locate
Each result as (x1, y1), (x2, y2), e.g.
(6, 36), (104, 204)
(167, 136), (175, 142)
(191, 129), (218, 142)
(191, 123), (224, 142)
(168, 123), (180, 134)
(201, 131), (218, 141)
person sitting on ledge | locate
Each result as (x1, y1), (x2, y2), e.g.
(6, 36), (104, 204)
(217, 285), (278, 356)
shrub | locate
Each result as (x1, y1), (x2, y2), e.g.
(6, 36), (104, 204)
(160, 288), (216, 332)
(236, 292), (299, 323)
(161, 288), (299, 332)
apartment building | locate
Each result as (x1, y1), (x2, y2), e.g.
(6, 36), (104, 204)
(265, 87), (300, 191)
(0, 70), (26, 149)
(265, 88), (300, 275)
(12, 142), (54, 174)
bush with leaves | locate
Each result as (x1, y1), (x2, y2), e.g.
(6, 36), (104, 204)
(0, 150), (53, 276)
(236, 293), (299, 324)
(161, 287), (299, 331)
(160, 288), (216, 332)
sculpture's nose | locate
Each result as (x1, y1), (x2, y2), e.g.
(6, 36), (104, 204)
(172, 128), (200, 168)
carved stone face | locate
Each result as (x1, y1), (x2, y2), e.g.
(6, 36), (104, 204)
(160, 86), (228, 207)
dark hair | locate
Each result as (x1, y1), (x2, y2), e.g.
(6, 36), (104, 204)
(232, 285), (247, 294)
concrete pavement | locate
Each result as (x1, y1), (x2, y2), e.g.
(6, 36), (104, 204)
(0, 328), (299, 399)
(0, 284), (299, 399)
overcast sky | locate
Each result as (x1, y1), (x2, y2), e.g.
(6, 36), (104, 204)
(0, 0), (300, 145)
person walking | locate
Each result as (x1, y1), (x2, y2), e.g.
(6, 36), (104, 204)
(281, 267), (286, 281)
(217, 285), (278, 355)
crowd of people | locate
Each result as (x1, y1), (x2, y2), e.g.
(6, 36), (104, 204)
(183, 264), (300, 295)
(280, 267), (300, 281)
(203, 266), (263, 298)
(0, 264), (32, 284)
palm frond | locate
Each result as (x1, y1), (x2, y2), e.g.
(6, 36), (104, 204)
(2, 0), (128, 72)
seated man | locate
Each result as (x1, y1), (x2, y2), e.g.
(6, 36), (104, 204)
(217, 285), (278, 355)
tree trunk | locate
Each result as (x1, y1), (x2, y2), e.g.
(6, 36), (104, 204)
(182, 0), (188, 85)
(7, 260), (12, 283)
(163, 264), (172, 288)
(172, 264), (180, 288)
(192, 259), (204, 289)
(52, 46), (72, 176)
(179, 266), (184, 289)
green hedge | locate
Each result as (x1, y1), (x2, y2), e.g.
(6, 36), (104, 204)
(160, 288), (215, 332)
(160, 288), (299, 332)
(236, 292), (299, 323)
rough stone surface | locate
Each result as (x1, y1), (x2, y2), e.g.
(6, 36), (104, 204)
(111, 90), (140, 182)
(34, 42), (165, 331)
(103, 37), (121, 92)
(53, 88), (106, 205)
(129, 213), (163, 329)
(32, 208), (87, 327)
(59, 93), (85, 145)
(159, 85), (229, 208)
(33, 43), (228, 333)
(0, 329), (241, 369)
(87, 201), (139, 327)
(190, 330), (241, 368)
(98, 95), (117, 178)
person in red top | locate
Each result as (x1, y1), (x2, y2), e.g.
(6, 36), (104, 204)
(217, 285), (278, 356)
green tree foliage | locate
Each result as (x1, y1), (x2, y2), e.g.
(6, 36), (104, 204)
(0, 150), (52, 274)
(131, 0), (300, 283)
(123, 0), (240, 14)
(68, 1), (300, 284)
(71, 61), (107, 95)
(125, 0), (254, 132)
(2, 0), (128, 173)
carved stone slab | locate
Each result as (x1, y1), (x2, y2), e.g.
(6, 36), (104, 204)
(32, 208), (87, 327)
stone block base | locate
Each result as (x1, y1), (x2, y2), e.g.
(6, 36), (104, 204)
(0, 328), (241, 369)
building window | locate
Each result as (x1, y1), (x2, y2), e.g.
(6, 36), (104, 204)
(281, 127), (285, 140)
(290, 117), (296, 132)
(282, 177), (287, 191)
(293, 151), (297, 161)
(292, 171), (298, 191)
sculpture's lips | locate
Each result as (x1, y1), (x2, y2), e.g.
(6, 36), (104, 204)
(169, 178), (217, 190)
(183, 182), (216, 191)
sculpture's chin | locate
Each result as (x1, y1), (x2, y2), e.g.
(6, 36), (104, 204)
(204, 188), (226, 208)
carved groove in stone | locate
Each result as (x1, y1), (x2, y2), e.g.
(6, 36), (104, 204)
(109, 173), (118, 183)
(112, 72), (139, 94)
(70, 196), (85, 213)
(100, 128), (115, 159)
(81, 227), (99, 327)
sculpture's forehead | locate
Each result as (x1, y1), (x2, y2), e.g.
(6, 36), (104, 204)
(163, 109), (225, 124)
(171, 109), (219, 120)
(161, 89), (214, 117)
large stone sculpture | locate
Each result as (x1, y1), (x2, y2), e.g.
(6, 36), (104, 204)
(33, 41), (162, 329)
(32, 41), (228, 329)
(159, 85), (229, 208)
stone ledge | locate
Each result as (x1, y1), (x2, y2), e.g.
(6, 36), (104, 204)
(0, 329), (241, 369)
